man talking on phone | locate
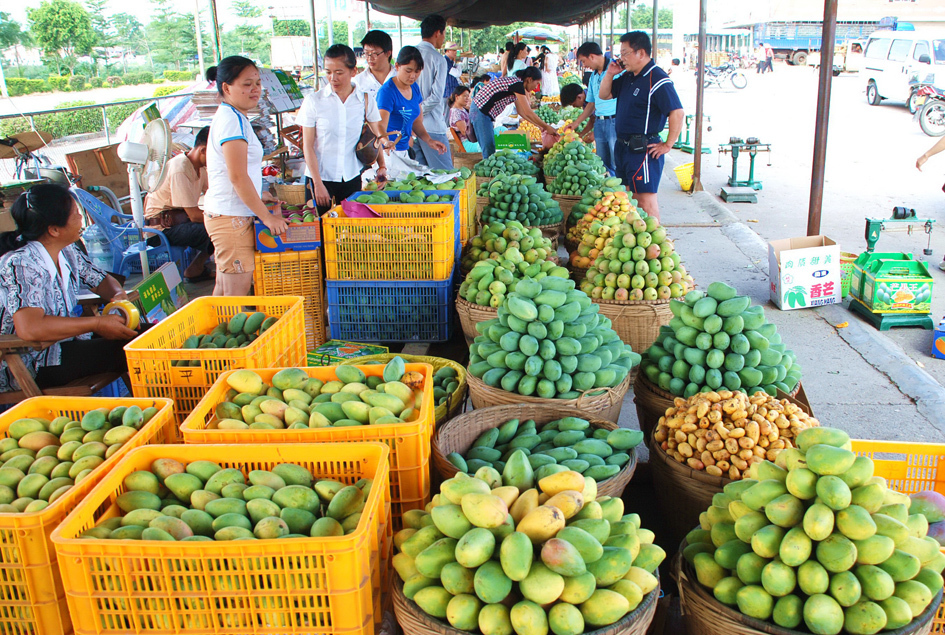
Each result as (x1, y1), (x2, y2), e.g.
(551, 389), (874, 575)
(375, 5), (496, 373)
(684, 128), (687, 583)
(600, 31), (683, 221)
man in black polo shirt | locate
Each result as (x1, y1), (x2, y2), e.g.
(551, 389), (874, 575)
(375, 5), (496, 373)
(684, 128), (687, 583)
(600, 31), (684, 221)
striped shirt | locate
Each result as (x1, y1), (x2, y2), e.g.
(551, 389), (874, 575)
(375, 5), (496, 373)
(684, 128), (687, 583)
(0, 242), (106, 392)
(473, 75), (526, 121)
(612, 60), (683, 138)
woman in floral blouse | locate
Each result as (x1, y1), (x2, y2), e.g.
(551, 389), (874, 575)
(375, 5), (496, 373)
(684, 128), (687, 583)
(0, 183), (136, 392)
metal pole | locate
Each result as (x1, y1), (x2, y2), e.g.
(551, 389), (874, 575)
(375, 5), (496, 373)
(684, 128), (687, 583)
(652, 0), (658, 62)
(347, 0), (354, 47)
(599, 12), (604, 49)
(308, 0), (321, 88)
(0, 57), (8, 99)
(626, 0), (630, 31)
(326, 0), (334, 45)
(208, 0), (223, 62)
(807, 0), (837, 236)
(610, 6), (614, 53)
(102, 106), (110, 144)
(691, 0), (707, 192)
(194, 0), (206, 79)
(398, 16), (403, 51)
(365, 0), (371, 31)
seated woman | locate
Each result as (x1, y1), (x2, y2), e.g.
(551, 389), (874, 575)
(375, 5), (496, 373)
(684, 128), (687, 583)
(0, 183), (138, 391)
(448, 86), (481, 153)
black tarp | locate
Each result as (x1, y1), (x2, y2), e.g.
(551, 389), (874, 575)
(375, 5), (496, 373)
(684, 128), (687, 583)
(366, 0), (621, 28)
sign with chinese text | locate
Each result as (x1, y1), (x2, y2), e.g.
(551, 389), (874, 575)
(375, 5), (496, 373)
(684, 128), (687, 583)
(135, 262), (189, 324)
(768, 235), (841, 311)
(852, 252), (933, 315)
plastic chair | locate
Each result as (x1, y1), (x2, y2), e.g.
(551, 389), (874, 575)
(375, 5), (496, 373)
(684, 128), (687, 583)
(72, 188), (193, 277)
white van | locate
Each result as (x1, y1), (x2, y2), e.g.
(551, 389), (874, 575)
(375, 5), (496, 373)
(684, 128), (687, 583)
(862, 30), (945, 108)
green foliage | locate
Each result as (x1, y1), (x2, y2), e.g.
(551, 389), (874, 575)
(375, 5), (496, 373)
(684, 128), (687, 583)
(625, 4), (673, 29)
(88, 76), (104, 88)
(47, 75), (70, 91)
(163, 70), (194, 81)
(0, 12), (29, 50)
(105, 75), (123, 87)
(123, 71), (154, 85)
(0, 99), (142, 138)
(272, 19), (308, 37)
(468, 22), (535, 57)
(5, 78), (51, 97)
(67, 74), (89, 91)
(153, 84), (186, 97)
(27, 0), (96, 74)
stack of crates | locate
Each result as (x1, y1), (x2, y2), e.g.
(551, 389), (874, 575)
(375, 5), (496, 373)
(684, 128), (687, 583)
(323, 193), (459, 343)
(253, 211), (327, 352)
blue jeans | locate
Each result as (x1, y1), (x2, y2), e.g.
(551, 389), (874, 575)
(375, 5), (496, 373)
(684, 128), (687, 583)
(415, 132), (454, 170)
(470, 103), (496, 158)
(594, 117), (617, 176)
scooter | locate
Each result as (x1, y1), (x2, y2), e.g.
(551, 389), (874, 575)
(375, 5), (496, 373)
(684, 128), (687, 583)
(704, 62), (748, 90)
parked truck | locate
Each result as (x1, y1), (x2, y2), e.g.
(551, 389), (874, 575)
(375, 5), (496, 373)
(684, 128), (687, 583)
(752, 21), (878, 65)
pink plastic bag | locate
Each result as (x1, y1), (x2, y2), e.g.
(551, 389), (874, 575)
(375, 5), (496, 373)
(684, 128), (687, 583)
(340, 199), (381, 218)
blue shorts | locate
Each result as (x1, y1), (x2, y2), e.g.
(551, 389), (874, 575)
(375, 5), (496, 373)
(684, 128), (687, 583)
(615, 142), (664, 194)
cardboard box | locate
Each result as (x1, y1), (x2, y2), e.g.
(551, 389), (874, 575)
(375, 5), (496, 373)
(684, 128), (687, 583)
(494, 132), (530, 152)
(255, 217), (321, 253)
(851, 252), (933, 314)
(307, 340), (389, 366)
(768, 235), (841, 310)
(932, 321), (945, 359)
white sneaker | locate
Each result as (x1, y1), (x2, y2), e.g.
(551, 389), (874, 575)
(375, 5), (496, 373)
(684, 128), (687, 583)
(939, 260), (945, 272)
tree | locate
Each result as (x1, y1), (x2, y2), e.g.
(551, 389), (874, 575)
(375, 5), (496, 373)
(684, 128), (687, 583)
(0, 13), (31, 77)
(231, 0), (262, 19)
(111, 13), (144, 72)
(85, 0), (112, 76)
(625, 5), (673, 30)
(468, 22), (536, 57)
(147, 0), (198, 71)
(27, 0), (96, 75)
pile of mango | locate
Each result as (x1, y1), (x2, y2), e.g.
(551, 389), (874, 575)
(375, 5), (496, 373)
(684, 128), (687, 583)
(579, 215), (695, 301)
(79, 459), (373, 540)
(394, 469), (665, 634)
(468, 276), (641, 399)
(370, 167), (473, 192)
(479, 175), (563, 227)
(209, 358), (423, 430)
(547, 171), (615, 198)
(446, 416), (643, 485)
(172, 312), (277, 366)
(640, 282), (802, 398)
(353, 359), (460, 412)
(0, 405), (160, 513)
(687, 426), (945, 635)
(475, 150), (539, 179)
(566, 186), (633, 233)
(460, 260), (570, 309)
(559, 108), (589, 133)
(536, 105), (562, 126)
(543, 140), (607, 180)
(281, 204), (316, 224)
(353, 191), (455, 205)
(461, 221), (555, 272)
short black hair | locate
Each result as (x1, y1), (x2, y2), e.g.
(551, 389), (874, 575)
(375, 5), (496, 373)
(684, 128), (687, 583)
(396, 46), (425, 70)
(325, 44), (357, 69)
(620, 31), (652, 56)
(205, 66), (217, 83)
(194, 126), (210, 148)
(361, 30), (393, 56)
(576, 42), (603, 59)
(560, 83), (584, 107)
(216, 55), (257, 96)
(420, 15), (446, 39)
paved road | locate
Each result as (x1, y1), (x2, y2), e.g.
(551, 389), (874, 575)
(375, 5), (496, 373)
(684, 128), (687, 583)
(0, 83), (178, 117)
(671, 62), (945, 384)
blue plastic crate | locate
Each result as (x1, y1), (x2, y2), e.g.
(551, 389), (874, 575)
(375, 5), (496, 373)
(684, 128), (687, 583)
(94, 377), (129, 398)
(326, 270), (455, 343)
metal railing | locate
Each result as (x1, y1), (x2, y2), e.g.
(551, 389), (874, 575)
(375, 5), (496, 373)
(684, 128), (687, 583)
(0, 92), (195, 181)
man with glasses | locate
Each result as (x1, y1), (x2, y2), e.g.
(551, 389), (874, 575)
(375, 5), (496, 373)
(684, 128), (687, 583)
(600, 31), (683, 221)
(354, 30), (396, 101)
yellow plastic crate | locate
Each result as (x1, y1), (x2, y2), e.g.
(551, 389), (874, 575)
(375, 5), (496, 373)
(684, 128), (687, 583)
(0, 396), (175, 635)
(124, 296), (306, 423)
(460, 176), (477, 245)
(180, 364), (434, 529)
(850, 439), (945, 632)
(322, 203), (455, 281)
(253, 250), (327, 352)
(52, 442), (391, 635)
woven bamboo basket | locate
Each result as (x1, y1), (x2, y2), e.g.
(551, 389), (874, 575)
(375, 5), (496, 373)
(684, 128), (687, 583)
(594, 298), (673, 359)
(393, 573), (659, 635)
(676, 550), (942, 635)
(432, 403), (638, 498)
(476, 195), (490, 218)
(633, 372), (675, 443)
(564, 236), (581, 254)
(552, 193), (582, 227)
(544, 174), (556, 188)
(650, 435), (731, 550)
(340, 354), (466, 425)
(467, 371), (632, 424)
(533, 223), (561, 249)
(452, 150), (482, 171)
(476, 174), (494, 187)
(568, 261), (590, 285)
(456, 296), (498, 344)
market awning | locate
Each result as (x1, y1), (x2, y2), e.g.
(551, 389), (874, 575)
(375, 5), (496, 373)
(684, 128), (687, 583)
(366, 0), (622, 28)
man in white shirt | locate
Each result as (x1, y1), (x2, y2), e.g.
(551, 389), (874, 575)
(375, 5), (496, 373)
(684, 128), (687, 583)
(297, 44), (388, 213)
(415, 14), (453, 170)
(353, 30), (396, 101)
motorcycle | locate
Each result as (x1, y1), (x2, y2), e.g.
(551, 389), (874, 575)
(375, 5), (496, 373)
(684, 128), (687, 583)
(912, 82), (945, 137)
(703, 62), (748, 90)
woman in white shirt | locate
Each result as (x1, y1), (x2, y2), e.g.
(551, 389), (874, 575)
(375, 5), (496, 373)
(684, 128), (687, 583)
(204, 55), (287, 296)
(299, 44), (390, 213)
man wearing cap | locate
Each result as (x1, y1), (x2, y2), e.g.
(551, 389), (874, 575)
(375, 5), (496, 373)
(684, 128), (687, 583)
(443, 42), (460, 100)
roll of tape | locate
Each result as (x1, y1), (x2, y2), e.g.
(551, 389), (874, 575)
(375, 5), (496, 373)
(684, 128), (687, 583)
(103, 300), (141, 330)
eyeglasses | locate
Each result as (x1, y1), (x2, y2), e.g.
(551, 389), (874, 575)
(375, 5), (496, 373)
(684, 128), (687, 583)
(363, 51), (386, 60)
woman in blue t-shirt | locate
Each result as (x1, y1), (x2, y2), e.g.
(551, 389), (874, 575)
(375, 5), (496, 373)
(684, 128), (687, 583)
(376, 46), (447, 162)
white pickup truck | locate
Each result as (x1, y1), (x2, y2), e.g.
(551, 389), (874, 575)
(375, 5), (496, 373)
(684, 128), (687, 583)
(808, 41), (865, 76)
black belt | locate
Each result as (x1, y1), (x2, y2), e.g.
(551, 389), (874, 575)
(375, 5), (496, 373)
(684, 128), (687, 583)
(597, 115), (615, 120)
(617, 134), (661, 153)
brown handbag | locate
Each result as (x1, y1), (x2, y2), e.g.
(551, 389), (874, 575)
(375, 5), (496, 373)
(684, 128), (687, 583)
(355, 93), (401, 166)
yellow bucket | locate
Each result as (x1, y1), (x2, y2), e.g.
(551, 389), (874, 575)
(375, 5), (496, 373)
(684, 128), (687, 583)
(674, 162), (694, 191)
